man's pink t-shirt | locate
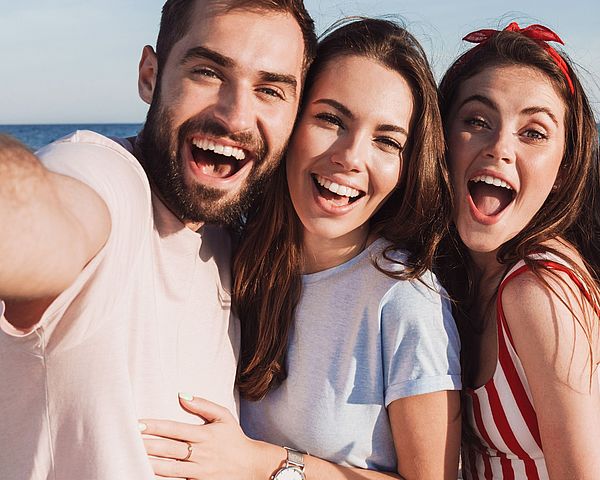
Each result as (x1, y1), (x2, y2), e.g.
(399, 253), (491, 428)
(0, 131), (239, 479)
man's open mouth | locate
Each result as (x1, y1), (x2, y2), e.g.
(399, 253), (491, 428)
(312, 174), (365, 207)
(189, 136), (251, 179)
(468, 174), (515, 216)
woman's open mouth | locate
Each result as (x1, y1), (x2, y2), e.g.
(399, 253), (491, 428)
(312, 174), (365, 207)
(468, 174), (515, 217)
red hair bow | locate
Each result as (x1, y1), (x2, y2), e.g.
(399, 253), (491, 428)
(462, 22), (574, 94)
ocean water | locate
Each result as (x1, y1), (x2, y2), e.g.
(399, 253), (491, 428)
(1, 123), (599, 153)
(0, 124), (142, 151)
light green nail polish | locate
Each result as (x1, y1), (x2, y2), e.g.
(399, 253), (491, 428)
(179, 392), (194, 401)
(138, 422), (147, 432)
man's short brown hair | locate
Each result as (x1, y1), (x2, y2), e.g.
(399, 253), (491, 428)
(155, 0), (316, 76)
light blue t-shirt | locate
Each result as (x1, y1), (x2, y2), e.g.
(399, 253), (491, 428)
(241, 238), (461, 472)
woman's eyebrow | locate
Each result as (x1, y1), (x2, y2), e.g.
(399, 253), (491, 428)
(378, 124), (408, 137)
(458, 95), (558, 127)
(521, 106), (559, 127)
(457, 94), (497, 111)
(314, 99), (353, 119)
(314, 99), (407, 136)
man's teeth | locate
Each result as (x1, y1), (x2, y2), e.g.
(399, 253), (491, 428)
(315, 175), (360, 198)
(192, 138), (246, 160)
(471, 174), (512, 190)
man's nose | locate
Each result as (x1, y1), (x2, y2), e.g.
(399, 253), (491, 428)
(212, 85), (254, 133)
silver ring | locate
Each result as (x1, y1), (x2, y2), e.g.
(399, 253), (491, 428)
(180, 441), (193, 462)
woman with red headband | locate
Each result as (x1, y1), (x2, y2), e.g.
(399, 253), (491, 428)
(438, 23), (600, 479)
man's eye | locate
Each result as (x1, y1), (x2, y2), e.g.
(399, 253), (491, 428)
(258, 87), (284, 100)
(191, 67), (220, 79)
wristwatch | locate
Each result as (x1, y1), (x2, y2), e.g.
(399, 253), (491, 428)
(271, 447), (307, 480)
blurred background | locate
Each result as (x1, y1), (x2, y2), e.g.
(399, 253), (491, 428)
(1, 0), (598, 148)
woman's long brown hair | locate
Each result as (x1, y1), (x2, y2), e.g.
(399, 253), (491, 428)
(437, 29), (600, 408)
(234, 17), (450, 400)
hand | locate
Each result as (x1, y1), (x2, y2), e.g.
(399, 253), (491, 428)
(139, 394), (260, 479)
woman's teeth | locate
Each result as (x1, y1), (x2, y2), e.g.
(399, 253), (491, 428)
(315, 174), (360, 198)
(470, 174), (512, 190)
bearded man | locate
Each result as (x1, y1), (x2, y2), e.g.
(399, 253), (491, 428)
(0, 1), (316, 478)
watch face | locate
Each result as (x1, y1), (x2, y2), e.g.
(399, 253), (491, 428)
(273, 466), (305, 480)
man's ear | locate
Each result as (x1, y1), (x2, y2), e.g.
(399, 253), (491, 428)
(138, 45), (158, 105)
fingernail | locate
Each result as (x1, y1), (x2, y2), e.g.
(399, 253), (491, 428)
(179, 392), (194, 401)
(138, 422), (147, 432)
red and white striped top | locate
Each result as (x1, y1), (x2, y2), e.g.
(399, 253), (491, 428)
(462, 259), (597, 480)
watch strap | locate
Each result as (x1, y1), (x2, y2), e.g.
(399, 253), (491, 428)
(284, 447), (306, 469)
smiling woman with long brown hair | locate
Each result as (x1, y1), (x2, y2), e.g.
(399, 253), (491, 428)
(438, 22), (600, 479)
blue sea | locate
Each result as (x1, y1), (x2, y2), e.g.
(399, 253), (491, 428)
(0, 124), (142, 151)
(1, 123), (599, 152)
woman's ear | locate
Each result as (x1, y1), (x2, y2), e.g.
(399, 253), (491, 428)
(138, 45), (158, 105)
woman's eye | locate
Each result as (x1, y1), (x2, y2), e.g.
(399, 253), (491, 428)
(522, 129), (548, 141)
(465, 117), (488, 129)
(375, 137), (403, 153)
(315, 113), (343, 128)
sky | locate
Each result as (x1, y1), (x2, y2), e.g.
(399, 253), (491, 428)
(1, 0), (598, 124)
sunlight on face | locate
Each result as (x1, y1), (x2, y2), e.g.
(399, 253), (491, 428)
(286, 54), (414, 253)
(139, 4), (305, 226)
(446, 64), (566, 268)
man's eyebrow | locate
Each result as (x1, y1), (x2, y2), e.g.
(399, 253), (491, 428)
(181, 46), (234, 68)
(314, 99), (354, 119)
(179, 48), (298, 96)
(259, 71), (298, 92)
(521, 106), (559, 127)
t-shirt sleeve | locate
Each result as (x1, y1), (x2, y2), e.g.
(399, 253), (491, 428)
(380, 272), (461, 406)
(38, 131), (151, 226)
(1, 131), (152, 338)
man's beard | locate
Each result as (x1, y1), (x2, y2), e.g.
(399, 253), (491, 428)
(136, 96), (282, 227)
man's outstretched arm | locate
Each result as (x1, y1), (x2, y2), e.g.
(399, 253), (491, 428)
(0, 135), (110, 325)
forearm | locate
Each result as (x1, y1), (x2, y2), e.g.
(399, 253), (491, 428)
(141, 397), (405, 480)
(0, 135), (108, 301)
(250, 441), (401, 480)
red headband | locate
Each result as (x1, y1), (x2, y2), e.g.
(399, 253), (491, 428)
(462, 22), (575, 94)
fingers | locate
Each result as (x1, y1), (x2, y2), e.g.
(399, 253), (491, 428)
(138, 418), (203, 442)
(149, 456), (196, 479)
(139, 395), (237, 480)
(178, 393), (233, 423)
(144, 437), (193, 462)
